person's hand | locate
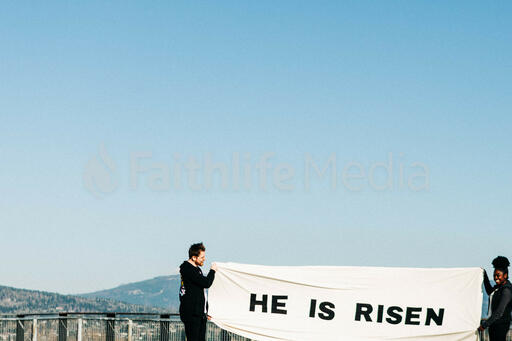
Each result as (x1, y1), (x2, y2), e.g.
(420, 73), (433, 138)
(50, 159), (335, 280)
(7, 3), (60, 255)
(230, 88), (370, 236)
(477, 325), (484, 332)
(211, 262), (218, 271)
(207, 315), (212, 321)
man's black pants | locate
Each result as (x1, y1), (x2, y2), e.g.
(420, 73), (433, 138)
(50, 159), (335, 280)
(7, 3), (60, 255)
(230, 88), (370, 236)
(183, 315), (207, 341)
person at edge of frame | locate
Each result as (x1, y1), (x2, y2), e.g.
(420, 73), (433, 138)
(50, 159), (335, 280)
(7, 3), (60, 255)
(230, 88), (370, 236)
(179, 242), (217, 341)
(478, 256), (512, 341)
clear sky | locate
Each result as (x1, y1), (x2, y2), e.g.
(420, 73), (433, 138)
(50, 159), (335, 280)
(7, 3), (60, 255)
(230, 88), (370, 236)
(0, 1), (510, 294)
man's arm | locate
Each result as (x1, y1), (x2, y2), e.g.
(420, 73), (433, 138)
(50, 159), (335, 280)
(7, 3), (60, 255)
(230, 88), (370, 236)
(182, 265), (216, 288)
(481, 287), (512, 329)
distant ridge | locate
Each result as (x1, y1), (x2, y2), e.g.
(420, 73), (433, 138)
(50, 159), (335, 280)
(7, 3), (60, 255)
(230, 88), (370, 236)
(81, 275), (488, 317)
(80, 275), (181, 313)
(1, 276), (488, 317)
(0, 285), (165, 314)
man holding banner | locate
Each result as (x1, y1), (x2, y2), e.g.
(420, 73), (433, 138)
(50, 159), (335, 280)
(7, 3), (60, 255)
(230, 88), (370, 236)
(179, 243), (217, 341)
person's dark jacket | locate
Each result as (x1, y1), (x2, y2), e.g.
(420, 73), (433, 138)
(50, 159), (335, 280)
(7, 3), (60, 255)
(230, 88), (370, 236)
(481, 271), (512, 329)
(179, 261), (215, 321)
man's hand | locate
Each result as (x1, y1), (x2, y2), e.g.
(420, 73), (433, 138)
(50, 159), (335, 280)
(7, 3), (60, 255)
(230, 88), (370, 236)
(211, 262), (218, 271)
(478, 326), (484, 332)
(207, 315), (212, 321)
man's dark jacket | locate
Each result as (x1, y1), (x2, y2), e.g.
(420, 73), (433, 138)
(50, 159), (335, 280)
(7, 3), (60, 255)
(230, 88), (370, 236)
(179, 261), (215, 321)
(482, 272), (512, 329)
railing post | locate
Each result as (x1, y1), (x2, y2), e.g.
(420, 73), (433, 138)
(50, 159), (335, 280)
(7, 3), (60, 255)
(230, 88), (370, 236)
(127, 319), (133, 341)
(220, 329), (230, 341)
(32, 318), (37, 341)
(77, 318), (82, 341)
(106, 313), (116, 341)
(16, 315), (25, 341)
(160, 314), (170, 341)
(58, 313), (68, 341)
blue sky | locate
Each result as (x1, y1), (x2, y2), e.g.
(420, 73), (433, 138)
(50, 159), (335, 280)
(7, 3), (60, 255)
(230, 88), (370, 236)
(0, 1), (510, 294)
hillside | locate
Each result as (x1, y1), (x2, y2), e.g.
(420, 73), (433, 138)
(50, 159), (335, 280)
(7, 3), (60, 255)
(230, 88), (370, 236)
(81, 275), (490, 317)
(81, 275), (180, 312)
(0, 285), (166, 314)
(1, 276), (488, 317)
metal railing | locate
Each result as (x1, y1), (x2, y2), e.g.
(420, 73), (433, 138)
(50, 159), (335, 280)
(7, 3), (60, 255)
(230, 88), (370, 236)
(1, 313), (510, 340)
(0, 313), (250, 341)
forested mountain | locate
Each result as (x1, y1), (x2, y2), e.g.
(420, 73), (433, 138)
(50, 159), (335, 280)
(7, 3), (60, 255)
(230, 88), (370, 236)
(81, 275), (180, 312)
(1, 276), (488, 317)
(0, 285), (165, 314)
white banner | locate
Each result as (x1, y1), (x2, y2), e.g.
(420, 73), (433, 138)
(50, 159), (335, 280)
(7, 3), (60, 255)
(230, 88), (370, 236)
(209, 263), (483, 341)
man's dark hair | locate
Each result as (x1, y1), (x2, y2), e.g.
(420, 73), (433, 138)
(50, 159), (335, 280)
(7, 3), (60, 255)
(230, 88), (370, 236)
(492, 256), (510, 274)
(189, 242), (205, 259)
